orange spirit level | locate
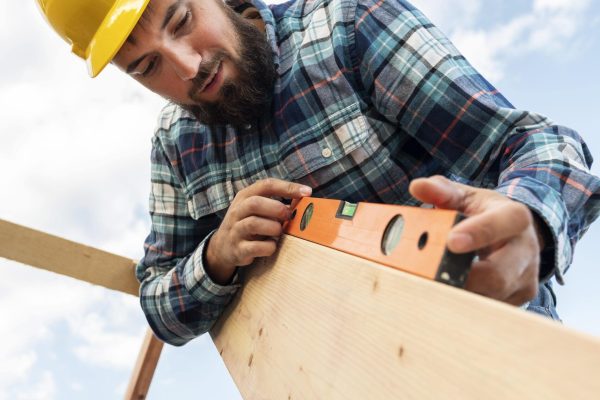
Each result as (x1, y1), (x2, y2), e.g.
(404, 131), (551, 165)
(284, 197), (474, 287)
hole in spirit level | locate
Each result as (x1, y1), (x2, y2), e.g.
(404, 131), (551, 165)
(381, 215), (405, 255)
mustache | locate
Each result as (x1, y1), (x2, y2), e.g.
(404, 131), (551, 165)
(189, 52), (227, 97)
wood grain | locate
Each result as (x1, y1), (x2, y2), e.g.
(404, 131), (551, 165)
(124, 329), (164, 400)
(4, 218), (599, 399)
(212, 235), (600, 400)
(0, 219), (139, 296)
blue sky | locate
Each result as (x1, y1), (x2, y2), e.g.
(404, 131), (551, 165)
(1, 0), (598, 398)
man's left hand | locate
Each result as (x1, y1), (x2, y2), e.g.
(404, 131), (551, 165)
(409, 175), (542, 305)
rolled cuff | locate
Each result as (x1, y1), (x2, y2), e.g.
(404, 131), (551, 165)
(182, 230), (241, 304)
(495, 177), (570, 284)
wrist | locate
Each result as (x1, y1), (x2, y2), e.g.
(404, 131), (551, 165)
(204, 234), (236, 285)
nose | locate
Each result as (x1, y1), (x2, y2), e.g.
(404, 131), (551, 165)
(163, 44), (202, 81)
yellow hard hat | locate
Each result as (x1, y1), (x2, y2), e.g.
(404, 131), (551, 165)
(36, 0), (150, 77)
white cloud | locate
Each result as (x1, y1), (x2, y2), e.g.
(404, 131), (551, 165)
(69, 305), (145, 371)
(69, 382), (83, 392)
(533, 0), (590, 13)
(0, 261), (100, 396)
(0, 261), (145, 396)
(410, 0), (483, 31)
(0, 352), (36, 400)
(411, 0), (592, 82)
(15, 371), (56, 400)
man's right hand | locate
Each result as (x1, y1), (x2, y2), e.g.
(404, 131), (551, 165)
(205, 178), (313, 284)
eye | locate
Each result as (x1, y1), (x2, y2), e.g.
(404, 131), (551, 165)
(142, 57), (158, 77)
(174, 10), (191, 34)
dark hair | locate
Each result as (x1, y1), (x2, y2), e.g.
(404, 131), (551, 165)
(138, 2), (155, 27)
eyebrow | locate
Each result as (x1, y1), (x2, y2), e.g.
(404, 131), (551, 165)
(161, 0), (183, 30)
(125, 0), (183, 73)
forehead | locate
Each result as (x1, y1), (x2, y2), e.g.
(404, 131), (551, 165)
(133, 0), (171, 31)
(124, 0), (179, 46)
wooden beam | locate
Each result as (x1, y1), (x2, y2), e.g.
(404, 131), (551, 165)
(211, 235), (600, 400)
(124, 328), (164, 400)
(4, 219), (600, 398)
(0, 219), (139, 296)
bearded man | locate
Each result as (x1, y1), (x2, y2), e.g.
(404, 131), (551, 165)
(37, 0), (600, 346)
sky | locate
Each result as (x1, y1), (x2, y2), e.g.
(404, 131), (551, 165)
(0, 0), (598, 398)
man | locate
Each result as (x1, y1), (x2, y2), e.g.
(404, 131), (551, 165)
(37, 0), (600, 346)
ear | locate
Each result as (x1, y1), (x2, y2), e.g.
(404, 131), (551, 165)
(240, 6), (261, 20)
(231, 2), (254, 15)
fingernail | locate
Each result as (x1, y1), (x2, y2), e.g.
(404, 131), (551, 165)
(448, 232), (473, 252)
(299, 186), (312, 196)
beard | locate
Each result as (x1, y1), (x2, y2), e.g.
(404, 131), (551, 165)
(180, 7), (277, 127)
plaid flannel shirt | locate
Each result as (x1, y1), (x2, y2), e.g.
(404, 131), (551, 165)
(136, 0), (600, 345)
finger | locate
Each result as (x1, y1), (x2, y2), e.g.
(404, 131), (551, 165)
(465, 239), (530, 300)
(236, 239), (278, 266)
(409, 175), (470, 211)
(465, 259), (512, 300)
(240, 216), (284, 238)
(448, 202), (532, 253)
(236, 196), (293, 222)
(242, 178), (312, 200)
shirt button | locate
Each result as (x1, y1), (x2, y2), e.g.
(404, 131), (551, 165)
(321, 148), (332, 158)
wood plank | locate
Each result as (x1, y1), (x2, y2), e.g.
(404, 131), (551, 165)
(211, 235), (600, 400)
(0, 219), (139, 296)
(124, 328), (164, 400)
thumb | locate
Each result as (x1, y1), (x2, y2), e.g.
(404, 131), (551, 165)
(409, 175), (469, 211)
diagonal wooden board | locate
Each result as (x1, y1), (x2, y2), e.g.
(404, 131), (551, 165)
(3, 218), (600, 399)
(211, 235), (600, 400)
(0, 219), (139, 296)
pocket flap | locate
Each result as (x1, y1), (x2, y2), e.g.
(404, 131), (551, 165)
(187, 170), (235, 219)
(280, 103), (370, 179)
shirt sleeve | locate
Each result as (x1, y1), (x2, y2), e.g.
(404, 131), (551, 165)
(135, 135), (240, 346)
(351, 0), (600, 282)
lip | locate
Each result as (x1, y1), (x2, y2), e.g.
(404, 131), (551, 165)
(200, 61), (223, 94)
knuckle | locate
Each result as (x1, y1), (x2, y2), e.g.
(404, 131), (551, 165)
(244, 217), (259, 234)
(268, 222), (283, 237)
(287, 182), (296, 195)
(273, 223), (283, 236)
(225, 203), (239, 220)
(261, 178), (275, 190)
(264, 240), (277, 256)
(237, 244), (254, 264)
(245, 196), (261, 213)
(462, 189), (480, 211)
(511, 203), (532, 229)
(238, 185), (251, 198)
(233, 247), (244, 264)
(277, 204), (290, 221)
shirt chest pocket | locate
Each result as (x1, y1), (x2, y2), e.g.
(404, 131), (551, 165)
(186, 169), (235, 220)
(278, 102), (370, 180)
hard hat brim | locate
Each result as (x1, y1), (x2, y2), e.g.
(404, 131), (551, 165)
(85, 0), (151, 77)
